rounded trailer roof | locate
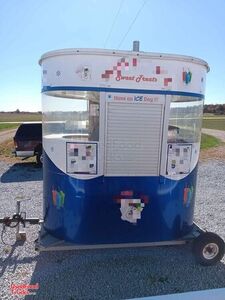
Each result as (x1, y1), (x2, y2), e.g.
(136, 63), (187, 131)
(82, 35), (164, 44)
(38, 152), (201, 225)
(39, 48), (209, 72)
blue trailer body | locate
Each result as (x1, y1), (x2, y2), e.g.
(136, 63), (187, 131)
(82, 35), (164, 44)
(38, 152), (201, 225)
(43, 152), (197, 244)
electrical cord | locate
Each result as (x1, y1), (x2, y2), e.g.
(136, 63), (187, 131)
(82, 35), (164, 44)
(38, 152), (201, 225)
(104, 0), (125, 48)
(117, 0), (148, 49)
(0, 215), (23, 246)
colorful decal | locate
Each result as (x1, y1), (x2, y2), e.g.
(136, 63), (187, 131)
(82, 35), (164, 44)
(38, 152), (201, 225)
(182, 70), (192, 84)
(101, 57), (156, 83)
(52, 187), (65, 209)
(101, 57), (132, 79)
(155, 66), (168, 75)
(114, 190), (149, 224)
(101, 59), (175, 87)
(76, 66), (91, 80)
(183, 186), (194, 207)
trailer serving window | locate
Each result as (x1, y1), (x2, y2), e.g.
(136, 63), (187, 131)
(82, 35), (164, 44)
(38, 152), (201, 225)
(42, 91), (100, 141)
(168, 96), (203, 143)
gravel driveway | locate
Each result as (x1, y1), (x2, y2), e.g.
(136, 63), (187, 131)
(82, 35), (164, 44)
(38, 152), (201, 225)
(0, 160), (225, 300)
(202, 128), (225, 142)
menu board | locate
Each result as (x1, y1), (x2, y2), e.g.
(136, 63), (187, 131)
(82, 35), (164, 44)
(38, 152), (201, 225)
(167, 144), (192, 175)
(66, 142), (97, 174)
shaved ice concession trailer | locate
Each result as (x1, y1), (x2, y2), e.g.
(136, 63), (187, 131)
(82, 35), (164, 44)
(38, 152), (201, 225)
(27, 44), (222, 264)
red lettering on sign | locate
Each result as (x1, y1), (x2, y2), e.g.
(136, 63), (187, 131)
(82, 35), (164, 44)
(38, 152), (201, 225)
(114, 96), (126, 101)
(114, 74), (157, 83)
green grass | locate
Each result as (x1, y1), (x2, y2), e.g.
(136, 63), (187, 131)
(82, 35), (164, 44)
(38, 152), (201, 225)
(0, 112), (41, 122)
(202, 118), (225, 131)
(0, 138), (36, 162)
(0, 123), (20, 132)
(203, 113), (218, 117)
(200, 133), (221, 150)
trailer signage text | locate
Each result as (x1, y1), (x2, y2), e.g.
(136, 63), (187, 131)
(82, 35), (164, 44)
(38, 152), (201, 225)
(115, 74), (157, 83)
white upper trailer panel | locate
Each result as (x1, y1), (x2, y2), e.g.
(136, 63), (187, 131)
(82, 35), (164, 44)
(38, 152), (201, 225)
(39, 48), (209, 96)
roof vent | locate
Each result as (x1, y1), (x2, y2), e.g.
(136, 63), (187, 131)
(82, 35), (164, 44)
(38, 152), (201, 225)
(133, 41), (140, 52)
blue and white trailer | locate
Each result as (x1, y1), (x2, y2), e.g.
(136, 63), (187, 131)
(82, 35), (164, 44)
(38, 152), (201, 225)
(38, 45), (224, 265)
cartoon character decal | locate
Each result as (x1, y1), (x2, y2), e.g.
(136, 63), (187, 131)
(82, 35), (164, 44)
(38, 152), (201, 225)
(183, 186), (194, 208)
(114, 190), (149, 224)
(52, 187), (65, 209)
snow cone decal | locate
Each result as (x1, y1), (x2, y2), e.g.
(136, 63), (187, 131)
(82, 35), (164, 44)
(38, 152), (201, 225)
(52, 187), (65, 209)
(182, 69), (192, 84)
(114, 191), (149, 224)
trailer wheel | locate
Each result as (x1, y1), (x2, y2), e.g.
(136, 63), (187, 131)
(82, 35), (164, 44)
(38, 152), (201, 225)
(193, 232), (225, 266)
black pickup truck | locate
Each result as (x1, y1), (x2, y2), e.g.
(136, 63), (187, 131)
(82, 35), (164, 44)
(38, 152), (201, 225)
(13, 122), (42, 165)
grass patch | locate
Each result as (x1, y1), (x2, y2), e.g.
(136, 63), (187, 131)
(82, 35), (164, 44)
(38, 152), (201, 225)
(202, 118), (225, 131)
(0, 123), (20, 132)
(0, 112), (41, 122)
(200, 133), (221, 150)
(0, 139), (15, 158)
(203, 113), (225, 118)
(0, 139), (35, 163)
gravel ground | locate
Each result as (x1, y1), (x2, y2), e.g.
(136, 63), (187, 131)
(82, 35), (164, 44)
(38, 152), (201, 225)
(0, 160), (225, 300)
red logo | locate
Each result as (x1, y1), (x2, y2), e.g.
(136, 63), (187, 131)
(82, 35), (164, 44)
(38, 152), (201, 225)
(11, 283), (39, 295)
(101, 57), (137, 79)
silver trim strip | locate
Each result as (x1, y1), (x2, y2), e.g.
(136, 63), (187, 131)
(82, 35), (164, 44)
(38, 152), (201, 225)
(16, 151), (34, 157)
(38, 239), (187, 252)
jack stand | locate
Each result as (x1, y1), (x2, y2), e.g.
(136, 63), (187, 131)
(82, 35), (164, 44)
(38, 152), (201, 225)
(16, 200), (26, 241)
(16, 229), (26, 242)
(0, 198), (41, 244)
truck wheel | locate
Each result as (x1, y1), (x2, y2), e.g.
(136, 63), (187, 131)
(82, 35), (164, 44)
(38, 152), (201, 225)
(36, 152), (43, 166)
(192, 232), (225, 266)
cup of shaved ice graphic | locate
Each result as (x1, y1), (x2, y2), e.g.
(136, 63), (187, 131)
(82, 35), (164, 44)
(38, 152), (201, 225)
(52, 187), (65, 209)
(56, 192), (61, 209)
(183, 186), (194, 207)
(59, 191), (65, 208)
(52, 188), (57, 206)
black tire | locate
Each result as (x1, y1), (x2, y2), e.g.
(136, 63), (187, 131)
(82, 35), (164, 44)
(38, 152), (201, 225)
(36, 151), (43, 166)
(192, 232), (225, 266)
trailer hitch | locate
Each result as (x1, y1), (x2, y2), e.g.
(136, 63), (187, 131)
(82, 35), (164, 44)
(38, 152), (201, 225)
(0, 199), (41, 244)
(0, 214), (40, 227)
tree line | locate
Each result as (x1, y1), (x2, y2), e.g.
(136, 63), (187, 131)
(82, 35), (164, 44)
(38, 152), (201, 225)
(203, 104), (225, 115)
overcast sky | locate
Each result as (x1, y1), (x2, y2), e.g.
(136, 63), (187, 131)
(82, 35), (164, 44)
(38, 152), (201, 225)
(0, 0), (225, 111)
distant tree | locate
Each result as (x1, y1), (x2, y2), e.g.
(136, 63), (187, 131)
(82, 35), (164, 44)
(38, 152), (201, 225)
(215, 105), (224, 115)
(15, 109), (20, 113)
(204, 104), (225, 114)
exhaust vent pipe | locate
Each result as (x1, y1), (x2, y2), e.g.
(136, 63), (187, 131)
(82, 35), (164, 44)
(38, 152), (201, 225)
(133, 40), (140, 52)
